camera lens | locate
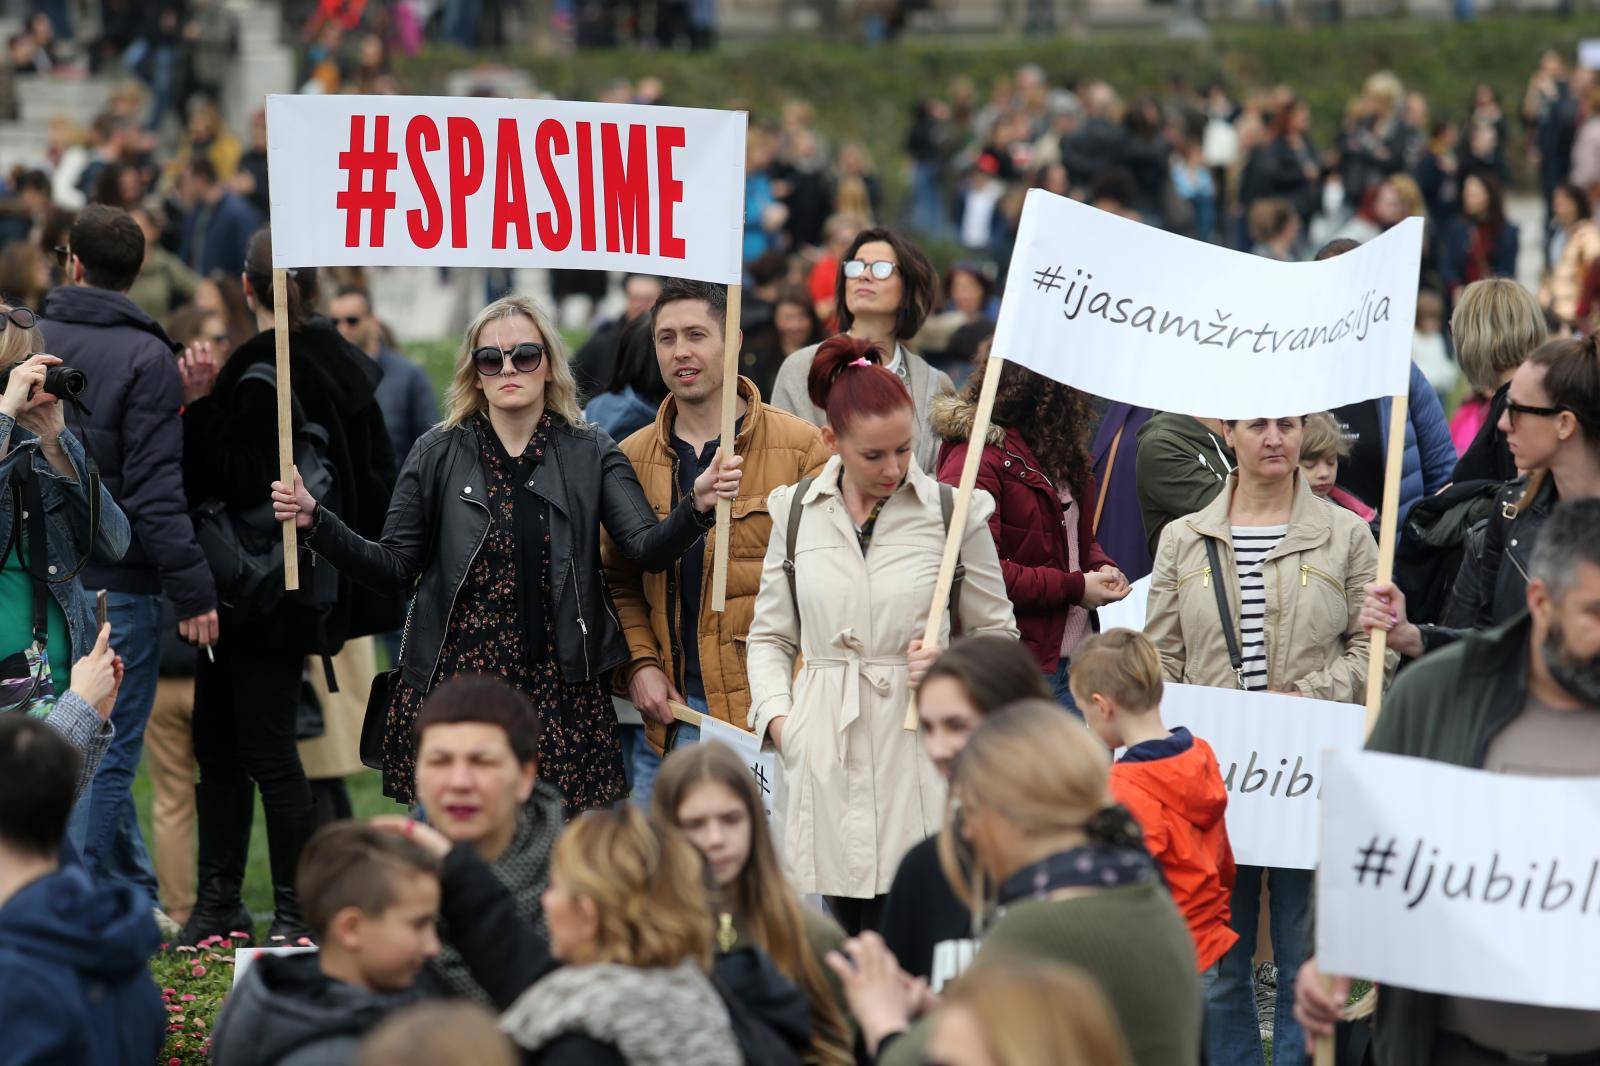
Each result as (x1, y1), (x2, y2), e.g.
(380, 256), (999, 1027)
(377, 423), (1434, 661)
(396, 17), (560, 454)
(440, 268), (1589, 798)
(47, 366), (87, 397)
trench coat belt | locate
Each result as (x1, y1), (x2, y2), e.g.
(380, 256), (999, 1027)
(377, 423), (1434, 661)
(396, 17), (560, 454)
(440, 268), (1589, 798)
(804, 627), (901, 766)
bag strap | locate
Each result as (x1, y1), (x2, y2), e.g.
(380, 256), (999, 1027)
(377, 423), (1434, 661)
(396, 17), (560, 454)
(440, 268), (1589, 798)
(1202, 537), (1245, 689)
(8, 481), (47, 646)
(1092, 423), (1124, 536)
(783, 477), (816, 609)
(239, 362), (309, 427)
(940, 482), (963, 630)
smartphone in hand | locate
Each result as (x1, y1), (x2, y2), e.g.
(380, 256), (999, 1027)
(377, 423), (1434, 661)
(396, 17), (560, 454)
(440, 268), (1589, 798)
(95, 589), (107, 630)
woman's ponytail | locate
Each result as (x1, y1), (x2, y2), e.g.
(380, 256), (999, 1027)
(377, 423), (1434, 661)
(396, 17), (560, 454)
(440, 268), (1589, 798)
(805, 334), (910, 435)
(244, 228), (319, 333)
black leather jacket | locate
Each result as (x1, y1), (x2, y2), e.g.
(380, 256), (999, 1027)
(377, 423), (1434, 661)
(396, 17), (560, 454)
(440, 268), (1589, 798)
(306, 415), (714, 688)
(1420, 472), (1556, 655)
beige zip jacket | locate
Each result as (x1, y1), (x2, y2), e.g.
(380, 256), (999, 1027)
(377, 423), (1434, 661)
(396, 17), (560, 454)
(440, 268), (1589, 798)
(1145, 471), (1395, 703)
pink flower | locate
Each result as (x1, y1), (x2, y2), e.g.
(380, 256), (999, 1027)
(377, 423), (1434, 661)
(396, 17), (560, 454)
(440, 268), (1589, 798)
(167, 1005), (181, 1013)
(162, 988), (177, 995)
(228, 930), (250, 939)
(191, 964), (206, 977)
(219, 939), (233, 949)
(170, 1058), (181, 1066)
(180, 993), (196, 1002)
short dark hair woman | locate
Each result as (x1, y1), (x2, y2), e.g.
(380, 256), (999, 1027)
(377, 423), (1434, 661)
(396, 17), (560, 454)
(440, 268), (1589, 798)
(272, 293), (741, 815)
(767, 226), (954, 471)
(933, 359), (1129, 710)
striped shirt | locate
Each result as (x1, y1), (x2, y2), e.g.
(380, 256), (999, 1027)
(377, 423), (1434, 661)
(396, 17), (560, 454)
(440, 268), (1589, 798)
(1230, 524), (1287, 691)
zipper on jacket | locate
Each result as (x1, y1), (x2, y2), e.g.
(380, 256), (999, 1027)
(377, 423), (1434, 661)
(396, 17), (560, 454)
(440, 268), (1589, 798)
(569, 556), (591, 679)
(1178, 566), (1212, 589)
(1300, 564), (1342, 591)
(433, 493), (491, 688)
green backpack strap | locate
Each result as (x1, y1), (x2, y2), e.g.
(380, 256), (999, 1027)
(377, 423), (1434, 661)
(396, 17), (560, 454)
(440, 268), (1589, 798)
(783, 477), (816, 609)
(941, 483), (965, 633)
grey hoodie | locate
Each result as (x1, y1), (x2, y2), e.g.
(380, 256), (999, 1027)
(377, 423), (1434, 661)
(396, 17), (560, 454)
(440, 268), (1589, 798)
(210, 952), (421, 1066)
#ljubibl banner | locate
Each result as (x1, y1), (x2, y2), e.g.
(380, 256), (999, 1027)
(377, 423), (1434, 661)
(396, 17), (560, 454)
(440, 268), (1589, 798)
(266, 94), (747, 283)
(1156, 685), (1365, 870)
(1317, 749), (1600, 1011)
(992, 189), (1421, 420)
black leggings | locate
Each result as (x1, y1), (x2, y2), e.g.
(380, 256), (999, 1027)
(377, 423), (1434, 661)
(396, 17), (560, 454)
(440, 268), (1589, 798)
(193, 643), (312, 817)
(825, 894), (887, 938)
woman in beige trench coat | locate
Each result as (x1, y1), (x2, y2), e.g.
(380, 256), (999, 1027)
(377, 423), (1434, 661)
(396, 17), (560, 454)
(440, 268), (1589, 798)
(747, 336), (1017, 934)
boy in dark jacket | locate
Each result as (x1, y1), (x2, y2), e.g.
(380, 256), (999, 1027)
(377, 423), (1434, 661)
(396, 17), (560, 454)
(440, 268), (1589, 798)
(1072, 629), (1238, 975)
(210, 822), (443, 1066)
(0, 716), (165, 1066)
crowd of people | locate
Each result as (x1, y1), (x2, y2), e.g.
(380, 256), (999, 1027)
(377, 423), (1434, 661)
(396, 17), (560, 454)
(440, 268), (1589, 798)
(0, 11), (1599, 1066)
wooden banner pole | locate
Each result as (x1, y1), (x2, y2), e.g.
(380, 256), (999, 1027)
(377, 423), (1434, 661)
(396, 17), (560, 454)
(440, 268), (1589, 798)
(273, 268), (299, 592)
(709, 284), (743, 613)
(1313, 390), (1408, 1066)
(901, 352), (1005, 731)
(667, 699), (704, 727)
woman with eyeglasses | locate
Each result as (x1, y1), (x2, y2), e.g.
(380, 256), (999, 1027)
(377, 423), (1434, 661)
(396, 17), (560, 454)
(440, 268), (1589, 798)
(179, 229), (404, 946)
(272, 293), (742, 817)
(1363, 334), (1600, 659)
(769, 226), (954, 472)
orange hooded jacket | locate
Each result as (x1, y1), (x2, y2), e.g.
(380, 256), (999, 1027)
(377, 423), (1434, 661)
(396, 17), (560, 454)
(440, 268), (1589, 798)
(1110, 730), (1239, 972)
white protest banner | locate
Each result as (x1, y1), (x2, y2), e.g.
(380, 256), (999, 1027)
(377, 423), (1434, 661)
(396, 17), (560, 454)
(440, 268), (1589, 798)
(1580, 38), (1600, 71)
(233, 945), (317, 987)
(1157, 685), (1364, 869)
(695, 711), (780, 827)
(1317, 749), (1600, 1010)
(1096, 574), (1151, 634)
(266, 94), (747, 282)
(992, 189), (1421, 421)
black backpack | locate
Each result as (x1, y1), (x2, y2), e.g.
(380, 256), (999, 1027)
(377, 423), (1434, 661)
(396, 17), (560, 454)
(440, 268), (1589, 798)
(191, 362), (340, 622)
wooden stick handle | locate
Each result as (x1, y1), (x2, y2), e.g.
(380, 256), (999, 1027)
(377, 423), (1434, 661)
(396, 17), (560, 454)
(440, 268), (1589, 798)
(667, 699), (703, 727)
(273, 268), (299, 592)
(710, 284), (743, 613)
(1315, 391), (1408, 1066)
(901, 353), (1005, 731)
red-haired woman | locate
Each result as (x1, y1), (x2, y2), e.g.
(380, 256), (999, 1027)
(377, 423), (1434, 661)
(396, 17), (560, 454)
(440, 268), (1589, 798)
(932, 358), (1128, 712)
(746, 335), (1017, 936)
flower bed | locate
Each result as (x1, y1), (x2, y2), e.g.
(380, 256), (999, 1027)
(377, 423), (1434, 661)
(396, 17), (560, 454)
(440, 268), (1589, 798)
(148, 935), (243, 1065)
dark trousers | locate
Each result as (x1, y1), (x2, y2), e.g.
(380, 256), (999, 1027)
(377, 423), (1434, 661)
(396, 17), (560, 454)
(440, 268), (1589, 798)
(825, 894), (887, 937)
(192, 642), (315, 913)
(194, 643), (312, 815)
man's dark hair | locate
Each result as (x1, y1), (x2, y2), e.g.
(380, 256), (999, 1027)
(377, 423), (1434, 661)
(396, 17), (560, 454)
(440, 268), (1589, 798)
(297, 821), (442, 940)
(68, 203), (145, 291)
(649, 277), (728, 339)
(334, 284), (373, 312)
(0, 716), (80, 857)
(1313, 238), (1361, 261)
(415, 675), (541, 765)
(12, 168), (49, 196)
(187, 157), (218, 186)
(835, 226), (940, 342)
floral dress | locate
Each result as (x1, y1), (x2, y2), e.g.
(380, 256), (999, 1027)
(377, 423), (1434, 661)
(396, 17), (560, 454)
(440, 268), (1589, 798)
(382, 413), (627, 812)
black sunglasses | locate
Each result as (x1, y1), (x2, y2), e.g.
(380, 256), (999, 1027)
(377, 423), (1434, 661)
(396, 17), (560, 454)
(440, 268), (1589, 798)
(1505, 400), (1569, 425)
(0, 306), (38, 330)
(471, 341), (546, 377)
(335, 315), (364, 328)
(843, 259), (897, 281)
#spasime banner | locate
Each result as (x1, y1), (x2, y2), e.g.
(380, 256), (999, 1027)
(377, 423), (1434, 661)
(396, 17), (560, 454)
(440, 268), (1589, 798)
(265, 94), (747, 283)
(1317, 749), (1600, 1010)
(993, 189), (1422, 420)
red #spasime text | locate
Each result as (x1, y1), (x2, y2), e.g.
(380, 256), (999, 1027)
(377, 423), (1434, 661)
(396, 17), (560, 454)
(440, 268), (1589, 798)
(335, 113), (689, 258)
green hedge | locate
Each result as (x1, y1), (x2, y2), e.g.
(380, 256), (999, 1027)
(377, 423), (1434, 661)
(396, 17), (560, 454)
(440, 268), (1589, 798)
(397, 15), (1588, 209)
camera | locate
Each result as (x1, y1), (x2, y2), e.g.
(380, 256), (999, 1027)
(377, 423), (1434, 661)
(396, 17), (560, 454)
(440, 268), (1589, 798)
(0, 361), (87, 400)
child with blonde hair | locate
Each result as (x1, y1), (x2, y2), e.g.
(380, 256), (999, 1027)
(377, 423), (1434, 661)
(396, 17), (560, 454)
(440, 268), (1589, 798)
(1300, 412), (1376, 522)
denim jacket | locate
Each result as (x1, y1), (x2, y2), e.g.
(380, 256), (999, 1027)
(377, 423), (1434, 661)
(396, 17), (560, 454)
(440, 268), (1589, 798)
(0, 413), (132, 665)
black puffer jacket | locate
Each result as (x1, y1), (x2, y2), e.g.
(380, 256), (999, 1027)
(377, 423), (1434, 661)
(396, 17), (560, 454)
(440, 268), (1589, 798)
(40, 285), (216, 616)
(305, 413), (713, 688)
(183, 322), (403, 654)
(1419, 472), (1556, 655)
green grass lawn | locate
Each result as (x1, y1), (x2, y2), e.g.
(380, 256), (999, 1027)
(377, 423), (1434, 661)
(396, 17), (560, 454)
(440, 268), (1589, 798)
(132, 758), (407, 922)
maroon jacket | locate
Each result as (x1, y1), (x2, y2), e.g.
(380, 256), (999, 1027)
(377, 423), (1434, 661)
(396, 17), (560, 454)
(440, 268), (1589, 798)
(933, 396), (1114, 673)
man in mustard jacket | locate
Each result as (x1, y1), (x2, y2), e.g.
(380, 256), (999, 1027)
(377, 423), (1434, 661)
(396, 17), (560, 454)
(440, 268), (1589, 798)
(603, 278), (831, 803)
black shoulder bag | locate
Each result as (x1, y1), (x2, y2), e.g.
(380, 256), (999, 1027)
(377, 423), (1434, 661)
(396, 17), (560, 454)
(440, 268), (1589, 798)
(1202, 537), (1246, 690)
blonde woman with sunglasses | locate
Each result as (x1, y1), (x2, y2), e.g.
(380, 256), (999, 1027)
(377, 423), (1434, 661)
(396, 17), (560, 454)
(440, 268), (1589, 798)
(273, 294), (742, 815)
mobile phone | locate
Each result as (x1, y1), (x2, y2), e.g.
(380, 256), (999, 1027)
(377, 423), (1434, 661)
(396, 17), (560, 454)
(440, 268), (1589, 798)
(95, 589), (107, 630)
